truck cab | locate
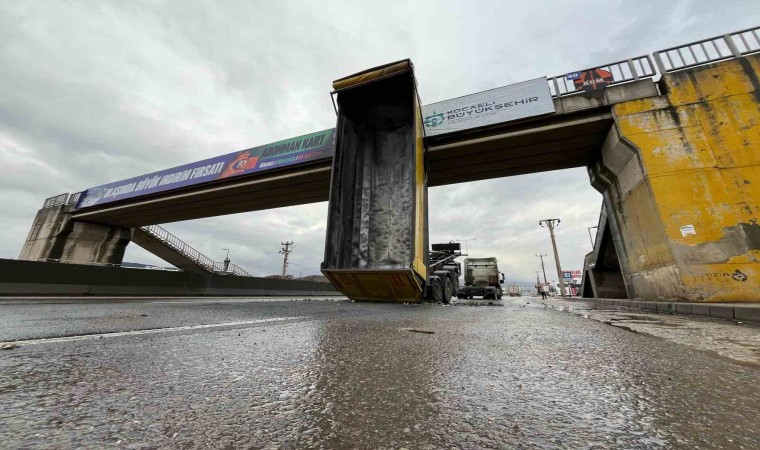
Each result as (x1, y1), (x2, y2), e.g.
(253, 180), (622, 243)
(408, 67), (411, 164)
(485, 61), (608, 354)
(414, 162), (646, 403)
(456, 257), (505, 300)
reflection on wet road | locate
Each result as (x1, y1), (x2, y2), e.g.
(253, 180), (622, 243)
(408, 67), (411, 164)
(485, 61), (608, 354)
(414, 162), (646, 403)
(1, 298), (758, 448)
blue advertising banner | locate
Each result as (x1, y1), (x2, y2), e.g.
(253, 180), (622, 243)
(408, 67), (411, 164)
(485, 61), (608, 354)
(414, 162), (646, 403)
(77, 129), (336, 209)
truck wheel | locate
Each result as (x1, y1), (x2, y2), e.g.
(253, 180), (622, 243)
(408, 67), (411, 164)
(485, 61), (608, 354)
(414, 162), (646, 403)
(428, 276), (444, 303)
(497, 288), (503, 300)
(442, 277), (454, 304)
(443, 266), (459, 291)
(433, 270), (454, 303)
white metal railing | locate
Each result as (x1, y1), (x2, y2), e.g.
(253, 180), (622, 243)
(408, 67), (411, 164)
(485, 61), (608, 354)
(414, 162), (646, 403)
(66, 191), (84, 206)
(140, 224), (252, 277)
(653, 26), (760, 73)
(42, 193), (69, 208)
(41, 192), (83, 209)
(549, 55), (656, 97)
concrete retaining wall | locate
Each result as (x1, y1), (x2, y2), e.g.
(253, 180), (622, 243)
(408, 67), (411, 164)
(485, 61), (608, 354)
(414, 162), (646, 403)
(0, 259), (340, 297)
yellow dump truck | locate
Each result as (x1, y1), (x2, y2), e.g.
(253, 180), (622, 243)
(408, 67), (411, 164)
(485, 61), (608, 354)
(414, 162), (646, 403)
(321, 60), (459, 303)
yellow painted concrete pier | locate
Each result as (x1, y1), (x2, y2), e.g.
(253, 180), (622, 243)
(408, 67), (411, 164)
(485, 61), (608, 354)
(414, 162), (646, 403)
(591, 54), (760, 302)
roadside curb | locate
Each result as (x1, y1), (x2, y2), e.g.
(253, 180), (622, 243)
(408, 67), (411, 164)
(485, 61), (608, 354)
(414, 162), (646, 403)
(559, 297), (760, 324)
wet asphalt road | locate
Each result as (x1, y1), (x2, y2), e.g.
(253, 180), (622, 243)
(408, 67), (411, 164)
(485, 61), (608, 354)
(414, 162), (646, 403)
(1, 297), (759, 449)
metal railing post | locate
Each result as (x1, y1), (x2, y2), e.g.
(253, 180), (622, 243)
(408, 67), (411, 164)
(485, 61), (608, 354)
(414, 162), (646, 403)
(652, 52), (667, 75)
(724, 33), (742, 57)
(627, 59), (639, 80)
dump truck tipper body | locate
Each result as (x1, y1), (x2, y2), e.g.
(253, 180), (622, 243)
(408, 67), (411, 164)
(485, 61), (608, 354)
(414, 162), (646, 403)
(321, 60), (429, 302)
(457, 257), (505, 300)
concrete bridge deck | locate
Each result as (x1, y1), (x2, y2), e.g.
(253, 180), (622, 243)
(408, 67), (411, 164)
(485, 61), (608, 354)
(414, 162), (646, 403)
(70, 80), (654, 228)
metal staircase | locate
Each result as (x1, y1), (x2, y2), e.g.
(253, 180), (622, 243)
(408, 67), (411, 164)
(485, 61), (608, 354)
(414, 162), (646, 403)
(133, 225), (252, 276)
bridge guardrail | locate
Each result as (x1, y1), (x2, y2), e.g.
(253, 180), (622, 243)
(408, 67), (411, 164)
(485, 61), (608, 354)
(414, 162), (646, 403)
(653, 26), (760, 73)
(549, 55), (656, 97)
(66, 191), (84, 206)
(42, 193), (69, 209)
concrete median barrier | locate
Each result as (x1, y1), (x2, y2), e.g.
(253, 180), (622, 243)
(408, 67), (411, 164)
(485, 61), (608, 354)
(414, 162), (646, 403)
(0, 259), (340, 297)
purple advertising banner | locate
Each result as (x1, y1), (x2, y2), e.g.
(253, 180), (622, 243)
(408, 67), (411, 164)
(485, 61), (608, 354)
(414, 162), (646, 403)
(77, 129), (336, 209)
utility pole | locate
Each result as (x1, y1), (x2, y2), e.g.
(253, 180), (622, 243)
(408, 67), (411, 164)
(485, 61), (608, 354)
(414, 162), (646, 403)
(539, 219), (566, 296)
(535, 253), (548, 283)
(279, 242), (293, 279)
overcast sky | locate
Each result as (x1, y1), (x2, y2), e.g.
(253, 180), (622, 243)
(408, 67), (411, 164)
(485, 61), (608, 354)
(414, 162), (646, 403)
(1, 1), (758, 282)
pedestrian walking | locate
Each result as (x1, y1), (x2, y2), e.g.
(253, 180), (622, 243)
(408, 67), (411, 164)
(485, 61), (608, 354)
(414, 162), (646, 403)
(539, 283), (548, 300)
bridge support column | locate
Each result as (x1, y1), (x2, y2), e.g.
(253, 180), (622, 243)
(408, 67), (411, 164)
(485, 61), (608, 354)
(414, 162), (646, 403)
(580, 206), (628, 299)
(591, 55), (760, 302)
(19, 206), (131, 266)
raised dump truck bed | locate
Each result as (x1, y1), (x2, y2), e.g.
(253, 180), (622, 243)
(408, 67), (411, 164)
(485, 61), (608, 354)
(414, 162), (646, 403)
(321, 60), (429, 302)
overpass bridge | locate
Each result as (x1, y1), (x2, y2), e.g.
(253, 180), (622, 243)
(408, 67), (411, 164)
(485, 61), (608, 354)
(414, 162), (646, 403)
(67, 80), (649, 228)
(20, 26), (760, 303)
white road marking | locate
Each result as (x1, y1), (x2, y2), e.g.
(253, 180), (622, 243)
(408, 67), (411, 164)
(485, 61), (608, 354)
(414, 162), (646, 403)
(5, 316), (305, 347)
(0, 296), (346, 305)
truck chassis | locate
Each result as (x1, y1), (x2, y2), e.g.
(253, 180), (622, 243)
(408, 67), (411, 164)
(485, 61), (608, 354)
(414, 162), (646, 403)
(424, 242), (462, 304)
(456, 285), (502, 300)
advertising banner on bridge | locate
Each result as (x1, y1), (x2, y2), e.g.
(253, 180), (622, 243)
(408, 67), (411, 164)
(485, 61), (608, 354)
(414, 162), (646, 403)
(77, 129), (336, 209)
(421, 77), (555, 137)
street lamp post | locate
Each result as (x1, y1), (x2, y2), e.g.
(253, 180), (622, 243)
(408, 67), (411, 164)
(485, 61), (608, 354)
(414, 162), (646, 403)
(289, 262), (305, 279)
(451, 237), (477, 256)
(222, 248), (230, 272)
(587, 226), (598, 249)
(539, 219), (566, 296)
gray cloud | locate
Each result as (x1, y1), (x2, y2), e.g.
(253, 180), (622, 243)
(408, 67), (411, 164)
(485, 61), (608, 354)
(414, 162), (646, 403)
(1, 0), (758, 280)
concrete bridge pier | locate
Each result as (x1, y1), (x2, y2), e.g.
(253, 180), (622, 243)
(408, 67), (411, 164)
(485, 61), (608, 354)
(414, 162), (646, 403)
(580, 204), (628, 299)
(589, 55), (760, 302)
(19, 204), (131, 266)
